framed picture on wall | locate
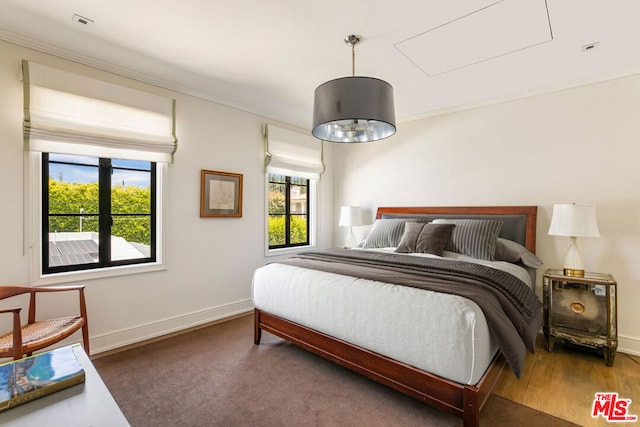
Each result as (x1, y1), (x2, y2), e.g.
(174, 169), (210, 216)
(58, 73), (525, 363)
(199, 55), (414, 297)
(200, 169), (243, 218)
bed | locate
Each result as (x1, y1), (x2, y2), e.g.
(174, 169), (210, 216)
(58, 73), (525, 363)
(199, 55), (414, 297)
(252, 206), (542, 427)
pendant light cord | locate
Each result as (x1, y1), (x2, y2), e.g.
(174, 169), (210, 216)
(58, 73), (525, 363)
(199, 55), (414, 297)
(345, 34), (360, 77)
(351, 42), (355, 76)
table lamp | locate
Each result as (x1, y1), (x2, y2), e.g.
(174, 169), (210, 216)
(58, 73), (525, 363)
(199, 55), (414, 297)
(339, 206), (363, 248)
(548, 203), (600, 277)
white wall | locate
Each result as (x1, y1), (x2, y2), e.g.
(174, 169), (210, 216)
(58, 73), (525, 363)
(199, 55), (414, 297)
(0, 40), (334, 353)
(332, 74), (640, 355)
(2, 35), (638, 358)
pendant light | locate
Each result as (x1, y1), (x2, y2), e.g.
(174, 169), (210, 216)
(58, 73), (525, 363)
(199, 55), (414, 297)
(312, 35), (396, 143)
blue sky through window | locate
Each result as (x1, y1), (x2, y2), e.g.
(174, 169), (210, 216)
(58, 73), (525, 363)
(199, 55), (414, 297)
(49, 154), (151, 188)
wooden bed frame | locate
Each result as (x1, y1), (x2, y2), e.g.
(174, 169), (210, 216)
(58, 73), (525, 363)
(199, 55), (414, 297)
(254, 206), (538, 427)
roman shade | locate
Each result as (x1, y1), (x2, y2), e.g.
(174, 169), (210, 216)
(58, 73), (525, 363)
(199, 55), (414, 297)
(22, 60), (177, 162)
(264, 124), (324, 180)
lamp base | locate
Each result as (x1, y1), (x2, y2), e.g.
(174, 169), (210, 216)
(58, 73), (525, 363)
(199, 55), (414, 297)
(343, 227), (356, 249)
(563, 268), (585, 278)
(563, 236), (586, 278)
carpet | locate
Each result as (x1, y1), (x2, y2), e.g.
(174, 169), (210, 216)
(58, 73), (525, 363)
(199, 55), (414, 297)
(93, 314), (579, 427)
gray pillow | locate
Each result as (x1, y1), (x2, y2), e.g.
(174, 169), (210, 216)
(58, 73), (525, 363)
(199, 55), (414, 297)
(432, 219), (503, 261)
(495, 238), (543, 268)
(362, 218), (418, 248)
(395, 222), (455, 256)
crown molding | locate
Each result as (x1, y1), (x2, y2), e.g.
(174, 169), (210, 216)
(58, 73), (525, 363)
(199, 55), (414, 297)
(5, 27), (637, 129)
(399, 66), (640, 124)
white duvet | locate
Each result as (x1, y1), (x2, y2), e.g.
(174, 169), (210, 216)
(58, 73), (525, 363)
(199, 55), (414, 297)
(252, 249), (532, 385)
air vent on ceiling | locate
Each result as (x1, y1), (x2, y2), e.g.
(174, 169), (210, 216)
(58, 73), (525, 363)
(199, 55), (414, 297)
(72, 14), (94, 26)
(581, 42), (600, 52)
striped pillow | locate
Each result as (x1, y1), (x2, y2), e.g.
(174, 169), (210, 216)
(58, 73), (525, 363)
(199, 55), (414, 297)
(432, 219), (503, 261)
(362, 218), (419, 248)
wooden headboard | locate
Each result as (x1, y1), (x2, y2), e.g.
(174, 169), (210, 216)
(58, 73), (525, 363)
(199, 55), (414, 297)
(375, 206), (538, 254)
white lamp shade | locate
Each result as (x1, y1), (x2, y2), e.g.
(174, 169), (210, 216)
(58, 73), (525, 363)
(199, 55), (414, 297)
(548, 204), (600, 237)
(339, 206), (363, 227)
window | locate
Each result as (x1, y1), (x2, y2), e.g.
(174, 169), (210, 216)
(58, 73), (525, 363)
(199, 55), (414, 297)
(268, 173), (309, 249)
(263, 125), (323, 253)
(42, 153), (156, 274)
(21, 61), (175, 281)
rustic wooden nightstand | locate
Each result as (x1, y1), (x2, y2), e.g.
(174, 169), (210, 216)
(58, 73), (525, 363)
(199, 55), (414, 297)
(543, 268), (617, 366)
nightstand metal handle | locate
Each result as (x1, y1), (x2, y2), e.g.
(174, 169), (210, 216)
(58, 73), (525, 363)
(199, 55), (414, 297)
(570, 301), (585, 314)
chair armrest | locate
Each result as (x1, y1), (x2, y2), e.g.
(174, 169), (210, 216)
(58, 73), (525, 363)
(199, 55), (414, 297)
(30, 285), (86, 294)
(28, 285), (88, 325)
(0, 307), (23, 358)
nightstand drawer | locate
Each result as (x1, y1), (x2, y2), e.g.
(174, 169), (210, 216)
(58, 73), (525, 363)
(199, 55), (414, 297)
(551, 282), (607, 336)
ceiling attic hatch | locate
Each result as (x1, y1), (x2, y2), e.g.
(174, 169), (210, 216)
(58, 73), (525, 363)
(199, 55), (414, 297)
(395, 0), (552, 77)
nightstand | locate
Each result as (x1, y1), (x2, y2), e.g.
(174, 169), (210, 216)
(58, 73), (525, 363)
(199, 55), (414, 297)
(543, 269), (617, 366)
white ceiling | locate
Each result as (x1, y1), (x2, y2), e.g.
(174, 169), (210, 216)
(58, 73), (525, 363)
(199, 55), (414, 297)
(1, 0), (639, 130)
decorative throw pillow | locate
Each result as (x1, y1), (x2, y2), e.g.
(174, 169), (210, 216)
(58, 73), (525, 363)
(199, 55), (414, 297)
(495, 238), (544, 268)
(395, 222), (456, 256)
(362, 218), (418, 248)
(432, 219), (503, 261)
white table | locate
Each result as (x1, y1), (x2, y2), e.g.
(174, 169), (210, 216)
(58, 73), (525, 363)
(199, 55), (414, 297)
(0, 344), (129, 426)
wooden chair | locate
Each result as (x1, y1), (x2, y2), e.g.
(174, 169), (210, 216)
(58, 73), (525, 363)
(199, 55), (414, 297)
(0, 285), (89, 360)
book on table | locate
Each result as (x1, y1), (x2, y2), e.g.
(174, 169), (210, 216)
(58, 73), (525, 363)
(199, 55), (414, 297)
(0, 344), (86, 412)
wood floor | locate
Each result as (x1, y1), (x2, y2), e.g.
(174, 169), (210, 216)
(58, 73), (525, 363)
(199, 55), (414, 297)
(495, 334), (640, 426)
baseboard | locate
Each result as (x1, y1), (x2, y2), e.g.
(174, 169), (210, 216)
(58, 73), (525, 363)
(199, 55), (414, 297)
(90, 299), (254, 355)
(86, 301), (640, 359)
(618, 335), (640, 356)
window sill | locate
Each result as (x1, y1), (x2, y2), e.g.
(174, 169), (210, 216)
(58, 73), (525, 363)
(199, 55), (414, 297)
(32, 262), (167, 286)
(265, 245), (315, 259)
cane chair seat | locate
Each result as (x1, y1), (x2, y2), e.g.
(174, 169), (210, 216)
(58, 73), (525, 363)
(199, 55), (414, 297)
(0, 316), (85, 354)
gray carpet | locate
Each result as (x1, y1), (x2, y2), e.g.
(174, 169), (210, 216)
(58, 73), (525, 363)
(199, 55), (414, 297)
(93, 314), (578, 427)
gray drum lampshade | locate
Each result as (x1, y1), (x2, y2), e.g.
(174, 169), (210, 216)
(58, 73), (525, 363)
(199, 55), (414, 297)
(312, 76), (396, 143)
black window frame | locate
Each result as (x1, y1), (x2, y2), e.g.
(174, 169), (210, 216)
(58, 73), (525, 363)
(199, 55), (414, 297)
(42, 152), (157, 274)
(268, 174), (310, 249)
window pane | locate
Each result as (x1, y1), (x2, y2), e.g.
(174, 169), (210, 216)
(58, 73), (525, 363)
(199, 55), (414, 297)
(112, 159), (151, 170)
(48, 217), (99, 267)
(47, 158), (100, 268)
(49, 153), (99, 167)
(290, 215), (308, 244)
(290, 176), (307, 186)
(268, 183), (286, 215)
(268, 215), (286, 246)
(49, 164), (99, 214)
(290, 184), (307, 214)
(110, 163), (152, 261)
(111, 215), (151, 261)
(269, 174), (286, 184)
(112, 169), (151, 215)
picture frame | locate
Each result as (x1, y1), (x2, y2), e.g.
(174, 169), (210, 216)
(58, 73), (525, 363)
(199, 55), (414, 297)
(200, 169), (243, 218)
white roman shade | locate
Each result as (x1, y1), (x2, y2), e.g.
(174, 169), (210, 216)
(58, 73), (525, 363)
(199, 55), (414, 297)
(264, 124), (324, 180)
(22, 60), (177, 162)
